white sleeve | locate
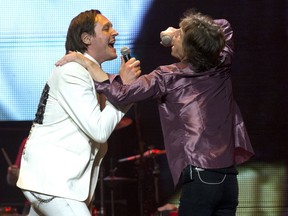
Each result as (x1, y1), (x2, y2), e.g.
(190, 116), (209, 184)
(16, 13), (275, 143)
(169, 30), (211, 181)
(56, 63), (125, 143)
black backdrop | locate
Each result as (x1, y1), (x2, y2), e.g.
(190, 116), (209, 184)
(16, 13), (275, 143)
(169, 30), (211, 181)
(1, 0), (287, 215)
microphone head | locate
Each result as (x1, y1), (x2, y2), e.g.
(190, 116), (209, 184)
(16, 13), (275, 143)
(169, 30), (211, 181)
(161, 35), (172, 47)
(120, 46), (130, 56)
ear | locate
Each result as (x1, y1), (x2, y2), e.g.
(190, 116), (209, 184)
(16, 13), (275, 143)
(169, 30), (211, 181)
(81, 32), (91, 45)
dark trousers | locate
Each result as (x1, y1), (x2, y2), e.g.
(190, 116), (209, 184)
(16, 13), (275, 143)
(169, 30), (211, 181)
(178, 166), (238, 216)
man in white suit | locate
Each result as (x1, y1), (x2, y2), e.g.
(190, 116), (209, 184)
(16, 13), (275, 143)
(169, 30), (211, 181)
(17, 9), (140, 216)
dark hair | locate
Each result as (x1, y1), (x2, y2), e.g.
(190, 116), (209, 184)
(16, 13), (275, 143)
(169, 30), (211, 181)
(65, 9), (101, 54)
(180, 10), (225, 72)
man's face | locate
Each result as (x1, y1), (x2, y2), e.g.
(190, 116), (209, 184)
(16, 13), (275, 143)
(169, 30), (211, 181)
(87, 14), (118, 64)
(171, 28), (185, 61)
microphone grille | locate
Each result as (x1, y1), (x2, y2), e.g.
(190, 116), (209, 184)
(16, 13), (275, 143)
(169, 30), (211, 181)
(120, 46), (130, 55)
(161, 35), (172, 47)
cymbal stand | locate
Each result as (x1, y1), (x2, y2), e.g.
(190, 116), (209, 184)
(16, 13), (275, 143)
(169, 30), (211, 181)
(99, 165), (105, 216)
(152, 156), (160, 205)
(109, 165), (118, 216)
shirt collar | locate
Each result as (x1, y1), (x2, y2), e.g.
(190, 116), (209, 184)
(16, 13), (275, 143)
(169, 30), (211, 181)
(83, 53), (101, 67)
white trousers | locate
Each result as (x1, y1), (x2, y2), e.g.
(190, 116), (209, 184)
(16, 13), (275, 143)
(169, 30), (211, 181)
(23, 190), (91, 216)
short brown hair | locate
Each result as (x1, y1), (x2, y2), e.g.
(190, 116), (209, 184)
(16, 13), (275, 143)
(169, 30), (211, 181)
(180, 10), (225, 72)
(65, 9), (101, 54)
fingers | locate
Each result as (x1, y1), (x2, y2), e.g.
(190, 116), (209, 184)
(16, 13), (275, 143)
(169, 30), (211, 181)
(125, 58), (140, 68)
(123, 57), (141, 74)
(8, 165), (18, 169)
(134, 69), (141, 78)
(55, 57), (69, 66)
(119, 56), (141, 84)
(129, 60), (141, 68)
(55, 51), (78, 66)
(131, 66), (141, 79)
(8, 165), (19, 173)
(126, 57), (138, 64)
(129, 60), (141, 77)
(120, 56), (125, 65)
(120, 56), (136, 65)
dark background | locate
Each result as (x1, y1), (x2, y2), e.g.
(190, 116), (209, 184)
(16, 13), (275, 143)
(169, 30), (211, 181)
(1, 0), (287, 215)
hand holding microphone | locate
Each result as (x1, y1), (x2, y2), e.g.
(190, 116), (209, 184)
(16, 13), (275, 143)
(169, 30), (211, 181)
(120, 46), (141, 84)
(160, 27), (178, 47)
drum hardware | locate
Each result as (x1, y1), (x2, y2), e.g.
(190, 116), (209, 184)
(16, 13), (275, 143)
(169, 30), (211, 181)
(133, 103), (145, 216)
(103, 176), (137, 187)
(118, 146), (166, 214)
(152, 155), (160, 205)
(118, 149), (166, 163)
(103, 165), (136, 216)
(96, 147), (166, 216)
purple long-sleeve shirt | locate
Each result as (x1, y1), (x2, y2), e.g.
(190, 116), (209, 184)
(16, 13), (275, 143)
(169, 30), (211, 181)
(96, 19), (254, 185)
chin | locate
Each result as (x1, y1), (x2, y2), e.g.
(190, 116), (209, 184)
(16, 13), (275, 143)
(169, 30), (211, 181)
(107, 55), (117, 61)
(111, 55), (117, 60)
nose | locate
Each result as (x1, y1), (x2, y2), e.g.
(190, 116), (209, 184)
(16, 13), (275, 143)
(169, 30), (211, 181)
(112, 29), (118, 37)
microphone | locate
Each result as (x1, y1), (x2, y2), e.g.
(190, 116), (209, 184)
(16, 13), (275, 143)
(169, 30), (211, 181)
(160, 27), (178, 47)
(161, 35), (172, 47)
(120, 46), (131, 62)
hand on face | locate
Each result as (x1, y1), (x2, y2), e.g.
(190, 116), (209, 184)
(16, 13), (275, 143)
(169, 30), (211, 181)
(119, 57), (141, 84)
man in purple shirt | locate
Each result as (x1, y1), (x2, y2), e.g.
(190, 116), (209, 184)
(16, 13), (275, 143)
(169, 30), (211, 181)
(56, 10), (254, 216)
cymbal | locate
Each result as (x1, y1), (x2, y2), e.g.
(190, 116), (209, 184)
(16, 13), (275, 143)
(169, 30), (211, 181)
(118, 149), (166, 163)
(103, 176), (136, 182)
(103, 176), (137, 187)
(115, 117), (133, 130)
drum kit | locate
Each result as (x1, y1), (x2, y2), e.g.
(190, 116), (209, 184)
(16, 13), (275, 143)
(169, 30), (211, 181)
(96, 117), (167, 216)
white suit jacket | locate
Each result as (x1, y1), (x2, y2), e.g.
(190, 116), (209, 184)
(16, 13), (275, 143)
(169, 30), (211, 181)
(17, 54), (126, 203)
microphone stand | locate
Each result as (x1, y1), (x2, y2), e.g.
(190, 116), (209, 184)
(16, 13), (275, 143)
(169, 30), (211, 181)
(134, 103), (145, 216)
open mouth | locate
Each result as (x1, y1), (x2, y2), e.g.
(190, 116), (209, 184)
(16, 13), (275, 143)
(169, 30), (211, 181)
(108, 41), (115, 48)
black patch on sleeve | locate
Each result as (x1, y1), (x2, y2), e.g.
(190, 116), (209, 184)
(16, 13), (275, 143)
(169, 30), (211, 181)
(33, 83), (50, 124)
